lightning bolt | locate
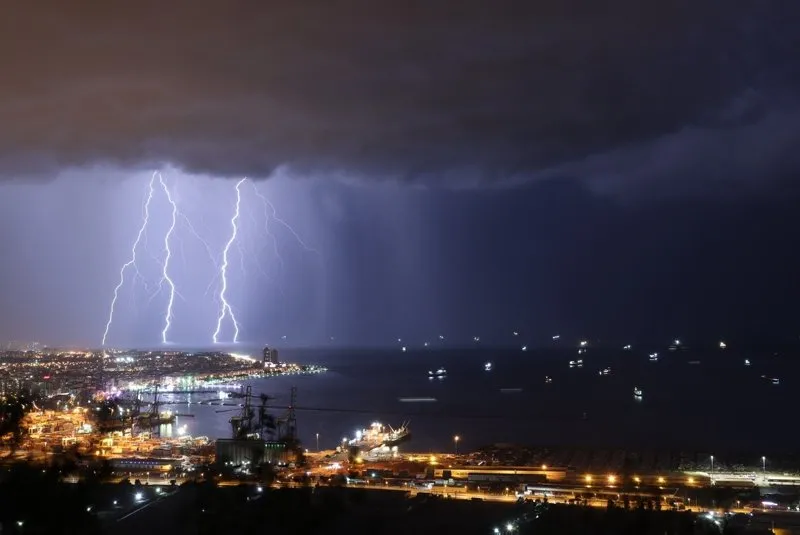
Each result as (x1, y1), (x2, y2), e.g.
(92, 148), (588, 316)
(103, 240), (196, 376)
(213, 178), (246, 344)
(251, 183), (285, 273)
(157, 173), (178, 344)
(245, 209), (273, 281)
(252, 184), (320, 257)
(101, 172), (158, 346)
(179, 213), (219, 271)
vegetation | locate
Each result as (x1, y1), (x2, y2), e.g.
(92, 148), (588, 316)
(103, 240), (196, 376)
(0, 390), (32, 450)
(0, 462), (100, 534)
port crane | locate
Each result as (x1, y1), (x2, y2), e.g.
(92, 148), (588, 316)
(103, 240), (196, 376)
(215, 386), (290, 442)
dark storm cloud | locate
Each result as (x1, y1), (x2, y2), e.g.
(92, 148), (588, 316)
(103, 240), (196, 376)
(1, 1), (798, 191)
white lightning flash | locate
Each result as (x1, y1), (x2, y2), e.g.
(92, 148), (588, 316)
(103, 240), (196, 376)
(101, 172), (158, 346)
(251, 184), (320, 257)
(213, 178), (246, 344)
(157, 173), (178, 344)
(251, 183), (285, 272)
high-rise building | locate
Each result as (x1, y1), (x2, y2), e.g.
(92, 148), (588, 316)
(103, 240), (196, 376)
(263, 346), (279, 365)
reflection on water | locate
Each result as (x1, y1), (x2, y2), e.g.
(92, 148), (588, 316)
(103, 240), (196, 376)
(132, 345), (798, 453)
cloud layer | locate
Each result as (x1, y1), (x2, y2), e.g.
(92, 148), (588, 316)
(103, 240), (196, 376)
(1, 1), (798, 192)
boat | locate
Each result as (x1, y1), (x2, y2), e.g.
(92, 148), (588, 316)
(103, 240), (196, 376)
(544, 376), (553, 384)
(633, 386), (643, 398)
(569, 359), (584, 368)
(484, 361), (493, 371)
(428, 367), (447, 379)
(398, 397), (437, 403)
(744, 359), (751, 366)
(649, 353), (659, 361)
(598, 367), (611, 376)
(347, 422), (410, 451)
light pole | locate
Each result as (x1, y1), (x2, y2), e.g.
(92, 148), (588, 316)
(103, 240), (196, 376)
(453, 435), (460, 455)
(316, 433), (320, 452)
(762, 456), (766, 473)
(710, 455), (714, 484)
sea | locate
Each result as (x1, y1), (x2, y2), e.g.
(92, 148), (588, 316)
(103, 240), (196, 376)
(154, 344), (799, 455)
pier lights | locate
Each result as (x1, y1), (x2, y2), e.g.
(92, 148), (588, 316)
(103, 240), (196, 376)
(633, 476), (641, 485)
(607, 475), (617, 486)
(687, 477), (695, 485)
(584, 475), (592, 486)
(657, 477), (665, 485)
(541, 464), (547, 470)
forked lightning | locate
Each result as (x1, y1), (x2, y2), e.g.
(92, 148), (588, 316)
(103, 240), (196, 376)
(212, 178), (246, 344)
(101, 172), (158, 346)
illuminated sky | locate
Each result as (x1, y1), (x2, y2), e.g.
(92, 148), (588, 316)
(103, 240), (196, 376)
(0, 2), (799, 347)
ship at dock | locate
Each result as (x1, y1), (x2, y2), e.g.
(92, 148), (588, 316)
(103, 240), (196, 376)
(347, 422), (410, 456)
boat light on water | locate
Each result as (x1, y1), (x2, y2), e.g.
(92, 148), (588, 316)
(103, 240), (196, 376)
(484, 361), (493, 371)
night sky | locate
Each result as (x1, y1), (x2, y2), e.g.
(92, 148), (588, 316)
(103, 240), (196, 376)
(0, 2), (799, 348)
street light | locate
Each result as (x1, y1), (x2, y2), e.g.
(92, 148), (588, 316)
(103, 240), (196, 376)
(316, 433), (320, 452)
(453, 435), (460, 455)
(762, 456), (766, 472)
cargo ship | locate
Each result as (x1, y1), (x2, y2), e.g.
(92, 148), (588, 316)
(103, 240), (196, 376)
(347, 421), (410, 451)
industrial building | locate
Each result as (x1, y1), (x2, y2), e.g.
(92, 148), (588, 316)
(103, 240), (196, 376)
(215, 438), (289, 466)
(432, 466), (567, 483)
(109, 457), (183, 472)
